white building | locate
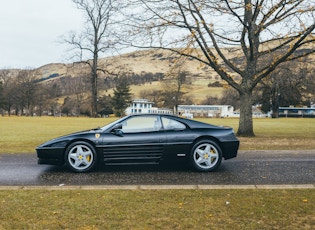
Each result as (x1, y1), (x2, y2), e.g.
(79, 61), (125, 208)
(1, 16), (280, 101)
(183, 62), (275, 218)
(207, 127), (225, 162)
(233, 106), (268, 118)
(178, 105), (234, 118)
(279, 106), (315, 118)
(126, 99), (173, 115)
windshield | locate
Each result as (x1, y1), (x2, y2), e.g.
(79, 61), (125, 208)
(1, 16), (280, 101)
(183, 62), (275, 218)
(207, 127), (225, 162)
(100, 116), (127, 132)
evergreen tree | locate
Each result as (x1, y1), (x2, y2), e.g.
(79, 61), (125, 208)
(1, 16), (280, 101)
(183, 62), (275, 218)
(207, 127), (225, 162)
(112, 76), (132, 117)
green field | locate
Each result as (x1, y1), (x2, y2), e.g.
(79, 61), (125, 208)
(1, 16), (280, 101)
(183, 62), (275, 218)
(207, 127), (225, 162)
(0, 116), (314, 229)
(0, 189), (314, 229)
(0, 116), (315, 153)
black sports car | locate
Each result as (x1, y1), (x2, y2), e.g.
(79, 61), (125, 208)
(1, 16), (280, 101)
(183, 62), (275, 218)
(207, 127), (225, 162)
(36, 114), (239, 172)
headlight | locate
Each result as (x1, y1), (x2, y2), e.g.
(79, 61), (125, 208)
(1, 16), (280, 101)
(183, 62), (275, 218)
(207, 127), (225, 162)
(48, 141), (68, 148)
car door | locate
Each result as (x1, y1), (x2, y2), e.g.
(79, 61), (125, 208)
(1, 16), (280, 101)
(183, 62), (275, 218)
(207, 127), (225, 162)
(161, 116), (195, 160)
(100, 115), (166, 164)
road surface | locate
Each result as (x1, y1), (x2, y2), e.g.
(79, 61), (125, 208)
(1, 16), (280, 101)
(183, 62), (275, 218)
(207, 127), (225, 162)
(0, 150), (314, 187)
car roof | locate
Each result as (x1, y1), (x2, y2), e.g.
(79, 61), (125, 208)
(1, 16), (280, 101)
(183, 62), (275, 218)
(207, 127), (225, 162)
(127, 113), (221, 129)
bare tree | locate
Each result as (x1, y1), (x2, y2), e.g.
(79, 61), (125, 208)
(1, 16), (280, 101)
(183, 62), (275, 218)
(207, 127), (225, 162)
(259, 60), (314, 117)
(15, 69), (39, 116)
(61, 74), (89, 115)
(221, 88), (240, 111)
(0, 69), (38, 115)
(125, 0), (315, 136)
(140, 89), (164, 107)
(162, 56), (191, 114)
(35, 84), (50, 116)
(202, 95), (221, 105)
(0, 69), (13, 115)
(64, 0), (120, 117)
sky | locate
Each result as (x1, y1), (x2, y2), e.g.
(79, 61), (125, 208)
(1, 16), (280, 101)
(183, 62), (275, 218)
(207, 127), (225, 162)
(0, 0), (85, 69)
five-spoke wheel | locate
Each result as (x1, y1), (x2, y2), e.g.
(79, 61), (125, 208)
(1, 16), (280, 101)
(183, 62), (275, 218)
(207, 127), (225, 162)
(191, 140), (222, 172)
(65, 142), (97, 172)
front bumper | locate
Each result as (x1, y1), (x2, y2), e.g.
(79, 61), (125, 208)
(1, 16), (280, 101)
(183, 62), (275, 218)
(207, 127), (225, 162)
(36, 147), (65, 165)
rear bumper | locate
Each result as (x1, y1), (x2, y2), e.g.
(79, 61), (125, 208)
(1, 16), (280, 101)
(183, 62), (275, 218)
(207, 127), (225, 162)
(221, 140), (239, 160)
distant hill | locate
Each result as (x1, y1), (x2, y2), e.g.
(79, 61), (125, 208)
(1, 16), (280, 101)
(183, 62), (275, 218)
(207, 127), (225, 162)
(3, 46), (314, 104)
(34, 49), (220, 82)
(32, 49), (225, 103)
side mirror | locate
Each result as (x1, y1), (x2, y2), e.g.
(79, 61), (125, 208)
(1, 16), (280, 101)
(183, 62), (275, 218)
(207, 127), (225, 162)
(111, 123), (124, 137)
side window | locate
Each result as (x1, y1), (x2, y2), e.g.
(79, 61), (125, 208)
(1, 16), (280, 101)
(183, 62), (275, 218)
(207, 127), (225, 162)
(121, 116), (162, 133)
(161, 117), (186, 130)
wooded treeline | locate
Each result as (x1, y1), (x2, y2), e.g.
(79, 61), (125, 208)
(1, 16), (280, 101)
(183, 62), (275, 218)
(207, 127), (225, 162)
(0, 68), (164, 116)
(0, 58), (314, 117)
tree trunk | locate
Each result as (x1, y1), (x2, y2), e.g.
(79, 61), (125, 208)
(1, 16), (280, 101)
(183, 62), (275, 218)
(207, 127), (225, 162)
(91, 54), (98, 117)
(237, 91), (255, 137)
(91, 73), (98, 117)
(271, 111), (279, 118)
(271, 91), (280, 118)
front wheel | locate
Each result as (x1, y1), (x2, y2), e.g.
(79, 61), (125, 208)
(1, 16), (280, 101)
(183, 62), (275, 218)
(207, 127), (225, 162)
(190, 140), (222, 172)
(65, 142), (97, 173)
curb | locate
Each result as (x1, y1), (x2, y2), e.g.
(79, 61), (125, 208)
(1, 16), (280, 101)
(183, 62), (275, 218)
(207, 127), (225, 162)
(0, 184), (314, 190)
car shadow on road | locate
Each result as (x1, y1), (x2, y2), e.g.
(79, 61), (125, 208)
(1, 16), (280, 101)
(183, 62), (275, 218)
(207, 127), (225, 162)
(37, 163), (231, 186)
(41, 162), (193, 173)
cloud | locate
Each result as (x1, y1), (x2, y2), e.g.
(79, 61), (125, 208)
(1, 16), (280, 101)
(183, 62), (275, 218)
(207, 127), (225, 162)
(0, 0), (84, 69)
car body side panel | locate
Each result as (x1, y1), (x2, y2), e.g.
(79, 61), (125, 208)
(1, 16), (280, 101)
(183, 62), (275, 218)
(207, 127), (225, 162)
(163, 126), (239, 159)
(163, 129), (195, 160)
(36, 114), (239, 170)
(98, 131), (166, 164)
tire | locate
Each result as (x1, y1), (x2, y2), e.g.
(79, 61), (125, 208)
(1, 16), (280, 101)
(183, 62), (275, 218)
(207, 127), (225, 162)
(65, 141), (97, 173)
(190, 140), (222, 172)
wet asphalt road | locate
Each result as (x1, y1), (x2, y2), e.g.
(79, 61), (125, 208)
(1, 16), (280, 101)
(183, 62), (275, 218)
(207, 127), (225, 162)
(0, 150), (314, 186)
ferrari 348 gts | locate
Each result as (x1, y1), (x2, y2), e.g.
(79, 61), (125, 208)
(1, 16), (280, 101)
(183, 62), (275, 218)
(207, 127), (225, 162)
(36, 114), (239, 172)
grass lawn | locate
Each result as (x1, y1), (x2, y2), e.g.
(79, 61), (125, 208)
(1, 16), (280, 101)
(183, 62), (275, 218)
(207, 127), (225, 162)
(0, 116), (116, 153)
(0, 189), (314, 229)
(0, 116), (315, 153)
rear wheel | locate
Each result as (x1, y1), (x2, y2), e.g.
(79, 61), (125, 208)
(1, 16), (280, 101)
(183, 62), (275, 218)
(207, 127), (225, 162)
(65, 142), (97, 173)
(190, 140), (222, 172)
